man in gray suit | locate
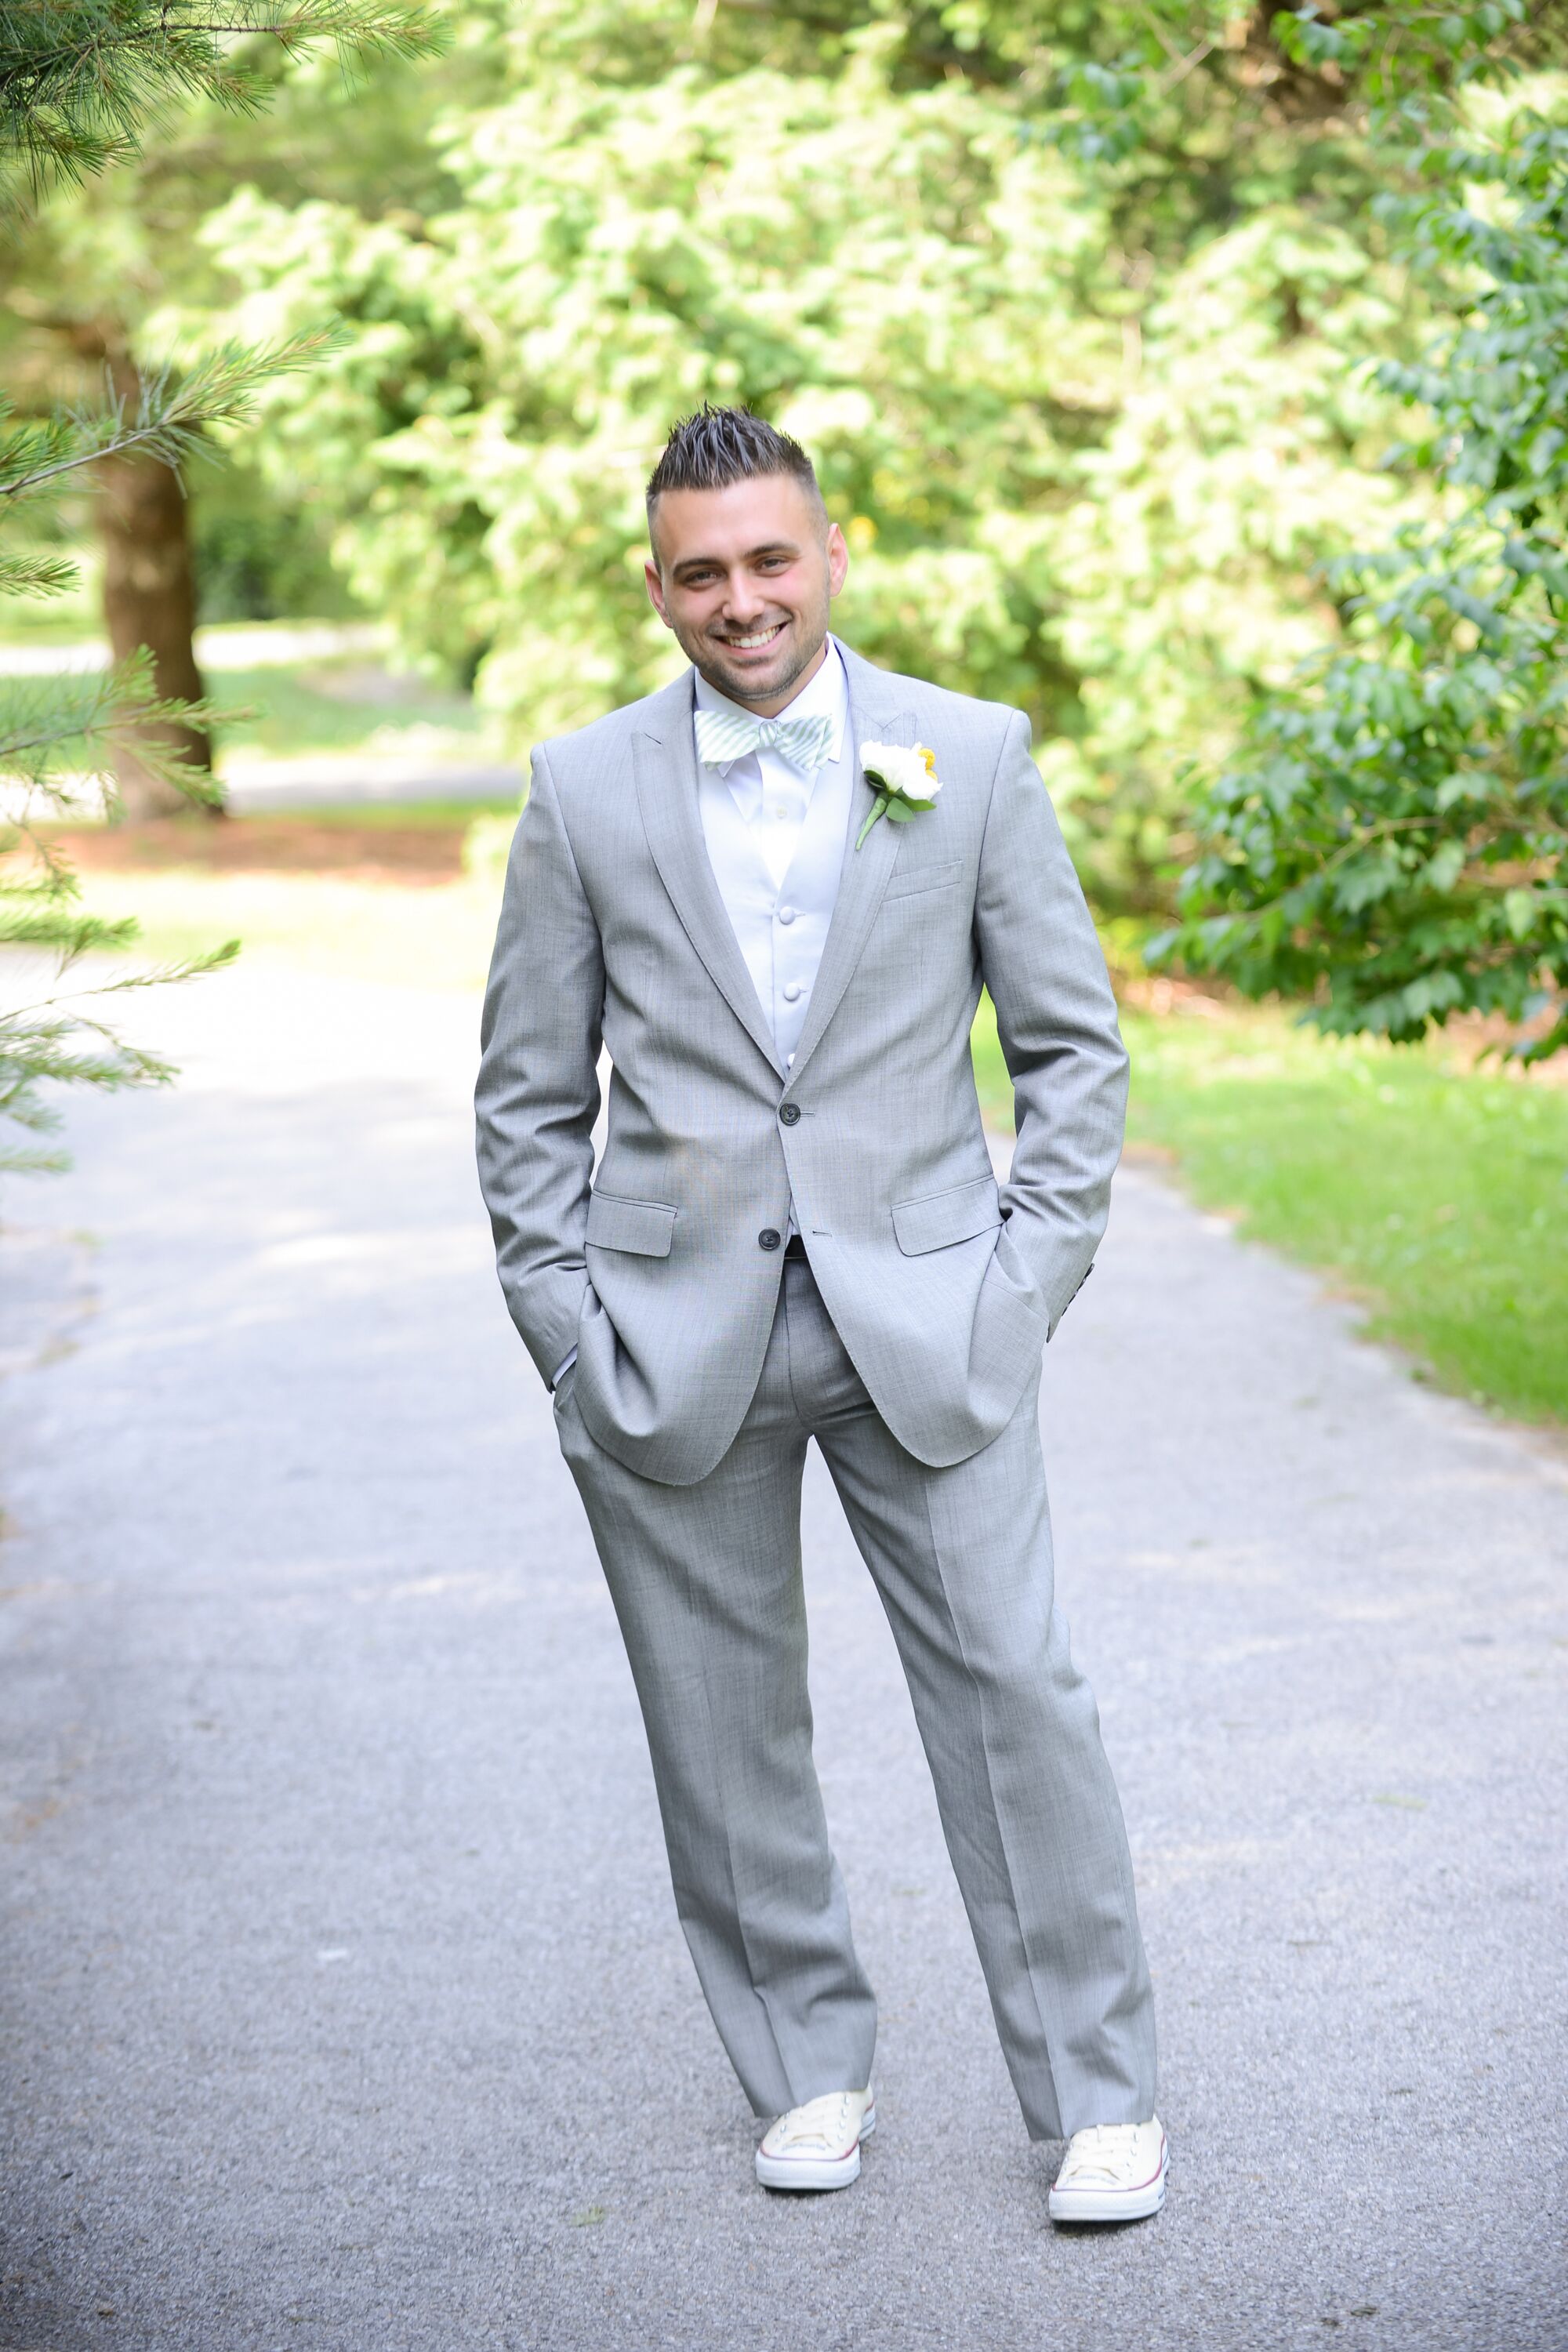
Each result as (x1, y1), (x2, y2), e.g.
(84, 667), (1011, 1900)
(476, 407), (1164, 2223)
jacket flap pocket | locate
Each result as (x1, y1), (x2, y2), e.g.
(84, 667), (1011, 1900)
(891, 1174), (1001, 1257)
(586, 1191), (677, 1258)
(884, 857), (964, 903)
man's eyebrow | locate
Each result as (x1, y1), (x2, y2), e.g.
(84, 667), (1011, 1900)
(672, 539), (801, 575)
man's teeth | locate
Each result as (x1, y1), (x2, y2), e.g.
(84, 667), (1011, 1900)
(728, 626), (782, 648)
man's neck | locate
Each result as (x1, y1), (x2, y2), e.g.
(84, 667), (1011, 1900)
(698, 634), (830, 718)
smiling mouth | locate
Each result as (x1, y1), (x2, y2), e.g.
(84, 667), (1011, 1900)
(716, 622), (787, 652)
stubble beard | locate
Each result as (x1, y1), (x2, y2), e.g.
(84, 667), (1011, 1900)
(683, 597), (831, 714)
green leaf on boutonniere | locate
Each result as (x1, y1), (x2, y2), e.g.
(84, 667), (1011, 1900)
(856, 739), (942, 848)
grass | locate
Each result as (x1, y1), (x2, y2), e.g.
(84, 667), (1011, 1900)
(66, 816), (508, 993)
(74, 869), (504, 992)
(249, 798), (518, 826)
(974, 996), (1568, 1428)
(205, 665), (483, 760)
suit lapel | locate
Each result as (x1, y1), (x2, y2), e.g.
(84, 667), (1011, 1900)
(786, 647), (916, 1084)
(633, 675), (785, 1080)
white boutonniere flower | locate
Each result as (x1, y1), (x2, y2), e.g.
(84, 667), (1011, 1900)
(857, 740), (942, 849)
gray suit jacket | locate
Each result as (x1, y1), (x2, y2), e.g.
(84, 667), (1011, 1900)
(476, 641), (1127, 1487)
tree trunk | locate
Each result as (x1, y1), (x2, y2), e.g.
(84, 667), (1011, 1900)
(78, 328), (219, 821)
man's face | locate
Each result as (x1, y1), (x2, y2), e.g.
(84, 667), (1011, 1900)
(645, 473), (849, 714)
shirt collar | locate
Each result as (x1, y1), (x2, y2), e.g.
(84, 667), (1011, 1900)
(692, 637), (848, 772)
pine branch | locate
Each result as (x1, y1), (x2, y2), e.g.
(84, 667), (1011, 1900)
(0, 546), (77, 595)
(0, 0), (448, 195)
(0, 823), (241, 1167)
(0, 894), (140, 953)
(0, 648), (245, 785)
(0, 327), (345, 510)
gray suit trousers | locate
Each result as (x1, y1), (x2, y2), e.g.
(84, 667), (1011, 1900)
(554, 1253), (1156, 2141)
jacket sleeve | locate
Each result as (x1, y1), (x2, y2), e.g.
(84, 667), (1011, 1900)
(974, 710), (1129, 1337)
(475, 743), (604, 1387)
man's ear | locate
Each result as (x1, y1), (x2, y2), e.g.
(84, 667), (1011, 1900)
(826, 521), (849, 600)
(644, 556), (672, 627)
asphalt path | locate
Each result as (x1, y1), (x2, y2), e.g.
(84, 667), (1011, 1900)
(2, 968), (1566, 2352)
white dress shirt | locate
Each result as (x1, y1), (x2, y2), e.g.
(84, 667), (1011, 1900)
(554, 642), (852, 1388)
(693, 639), (853, 1077)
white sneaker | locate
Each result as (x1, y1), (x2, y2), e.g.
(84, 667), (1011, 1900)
(1047, 2115), (1167, 2223)
(754, 2086), (877, 2191)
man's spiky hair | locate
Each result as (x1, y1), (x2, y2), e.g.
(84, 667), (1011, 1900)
(646, 405), (822, 514)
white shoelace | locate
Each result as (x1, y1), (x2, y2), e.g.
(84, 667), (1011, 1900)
(1058, 2123), (1148, 2186)
(769, 2092), (859, 2153)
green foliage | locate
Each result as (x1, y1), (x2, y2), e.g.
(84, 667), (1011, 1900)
(0, 0), (441, 1179)
(191, 463), (358, 621)
(198, 0), (1464, 906)
(0, 0), (441, 196)
(38, 0), (1559, 927)
(1165, 100), (1568, 1058)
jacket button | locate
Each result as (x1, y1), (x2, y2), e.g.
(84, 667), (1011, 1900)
(758, 1228), (782, 1250)
(779, 1103), (801, 1127)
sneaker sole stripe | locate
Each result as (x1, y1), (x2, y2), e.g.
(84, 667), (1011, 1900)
(1047, 2142), (1168, 2224)
(754, 2107), (874, 2193)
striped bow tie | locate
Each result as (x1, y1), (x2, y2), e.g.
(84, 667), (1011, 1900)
(694, 705), (837, 774)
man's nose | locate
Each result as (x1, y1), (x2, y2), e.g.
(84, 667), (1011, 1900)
(719, 571), (769, 624)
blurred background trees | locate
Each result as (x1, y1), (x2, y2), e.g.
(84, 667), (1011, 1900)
(1, 2), (447, 815)
(5, 0), (1566, 1050)
(0, 0), (443, 1172)
(196, 0), (1446, 906)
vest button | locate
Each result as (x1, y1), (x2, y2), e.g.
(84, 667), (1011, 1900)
(779, 1102), (801, 1127)
(758, 1227), (782, 1250)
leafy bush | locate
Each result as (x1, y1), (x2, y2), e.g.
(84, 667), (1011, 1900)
(1163, 100), (1568, 1061)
